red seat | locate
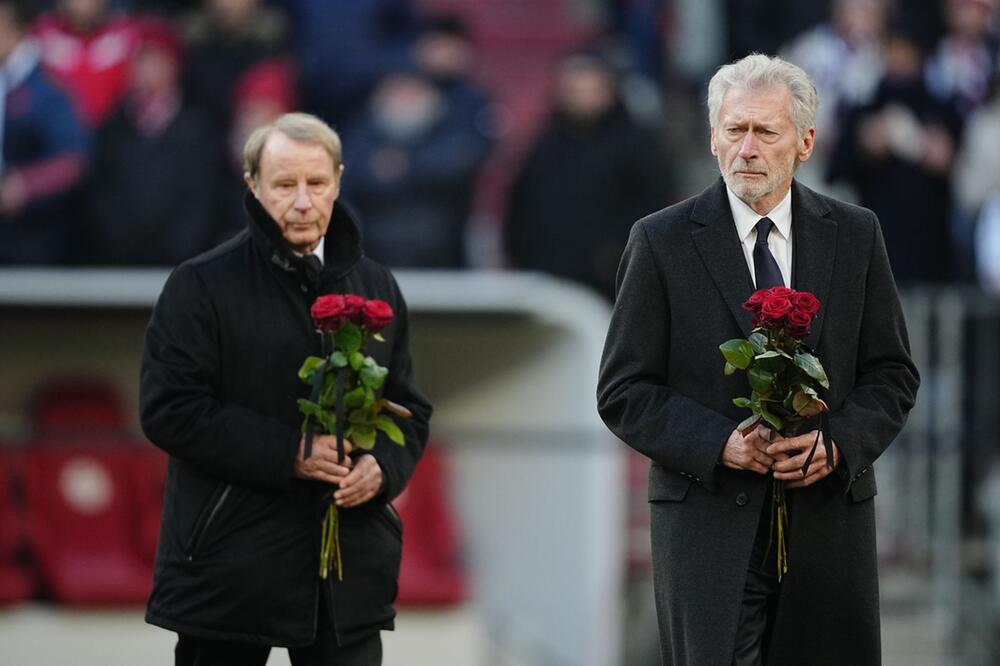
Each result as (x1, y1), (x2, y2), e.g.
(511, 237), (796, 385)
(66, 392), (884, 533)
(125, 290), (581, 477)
(395, 444), (468, 606)
(130, 446), (168, 568)
(0, 446), (35, 604)
(31, 378), (127, 436)
(23, 442), (153, 604)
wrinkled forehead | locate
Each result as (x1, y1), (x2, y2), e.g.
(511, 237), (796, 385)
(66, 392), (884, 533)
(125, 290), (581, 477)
(718, 84), (795, 125)
(259, 131), (338, 175)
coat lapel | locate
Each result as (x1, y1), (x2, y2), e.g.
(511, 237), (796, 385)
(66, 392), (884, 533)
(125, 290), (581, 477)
(790, 182), (836, 349)
(690, 179), (756, 337)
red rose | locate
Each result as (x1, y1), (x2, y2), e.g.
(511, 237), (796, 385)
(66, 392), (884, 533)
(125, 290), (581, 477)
(792, 291), (820, 315)
(311, 295), (348, 332)
(767, 286), (796, 299)
(742, 289), (769, 314)
(759, 295), (793, 327)
(786, 309), (813, 337)
(343, 294), (367, 323)
(362, 299), (394, 332)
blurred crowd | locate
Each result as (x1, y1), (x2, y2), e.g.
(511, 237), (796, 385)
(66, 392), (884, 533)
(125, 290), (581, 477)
(2, 0), (1000, 299)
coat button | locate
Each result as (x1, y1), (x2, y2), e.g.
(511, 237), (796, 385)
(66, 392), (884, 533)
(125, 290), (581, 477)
(735, 492), (749, 507)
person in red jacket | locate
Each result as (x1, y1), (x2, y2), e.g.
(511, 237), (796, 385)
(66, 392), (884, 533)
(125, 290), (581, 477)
(35, 0), (140, 127)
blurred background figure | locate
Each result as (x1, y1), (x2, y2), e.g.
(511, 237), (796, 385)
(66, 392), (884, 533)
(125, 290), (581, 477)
(925, 0), (998, 120)
(218, 56), (297, 237)
(180, 0), (288, 138)
(35, 0), (139, 128)
(86, 18), (220, 266)
(0, 0), (88, 265)
(342, 67), (491, 268)
(780, 0), (890, 197)
(503, 51), (670, 300)
(828, 23), (961, 285)
(275, 0), (419, 130)
(414, 12), (495, 160)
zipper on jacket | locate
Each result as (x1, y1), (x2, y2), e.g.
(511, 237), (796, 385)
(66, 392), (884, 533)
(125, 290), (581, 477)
(187, 483), (232, 561)
(383, 503), (402, 538)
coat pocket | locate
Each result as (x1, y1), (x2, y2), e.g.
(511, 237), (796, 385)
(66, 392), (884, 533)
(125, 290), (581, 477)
(185, 482), (232, 560)
(648, 464), (692, 502)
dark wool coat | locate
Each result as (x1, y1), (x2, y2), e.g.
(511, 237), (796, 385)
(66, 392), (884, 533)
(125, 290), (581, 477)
(140, 193), (432, 647)
(597, 179), (919, 666)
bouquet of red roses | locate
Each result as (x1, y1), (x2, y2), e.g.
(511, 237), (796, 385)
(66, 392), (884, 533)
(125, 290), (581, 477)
(719, 286), (830, 579)
(298, 294), (411, 579)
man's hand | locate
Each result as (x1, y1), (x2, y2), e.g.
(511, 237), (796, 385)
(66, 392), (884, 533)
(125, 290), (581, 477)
(293, 435), (354, 485)
(767, 430), (840, 489)
(720, 425), (779, 474)
(335, 454), (384, 508)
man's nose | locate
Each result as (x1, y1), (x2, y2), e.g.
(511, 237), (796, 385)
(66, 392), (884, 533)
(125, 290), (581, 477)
(293, 182), (311, 210)
(738, 133), (756, 159)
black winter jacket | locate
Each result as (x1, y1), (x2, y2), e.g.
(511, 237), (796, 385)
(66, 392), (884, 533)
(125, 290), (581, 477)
(139, 193), (432, 647)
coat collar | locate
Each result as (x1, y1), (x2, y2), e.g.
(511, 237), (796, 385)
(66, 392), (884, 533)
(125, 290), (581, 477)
(690, 178), (837, 346)
(244, 191), (364, 283)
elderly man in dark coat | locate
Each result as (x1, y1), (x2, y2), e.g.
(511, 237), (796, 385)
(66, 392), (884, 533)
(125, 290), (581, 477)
(598, 54), (919, 665)
(140, 112), (431, 665)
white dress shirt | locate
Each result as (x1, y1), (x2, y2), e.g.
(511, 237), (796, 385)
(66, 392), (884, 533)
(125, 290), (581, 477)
(294, 236), (326, 264)
(726, 186), (793, 288)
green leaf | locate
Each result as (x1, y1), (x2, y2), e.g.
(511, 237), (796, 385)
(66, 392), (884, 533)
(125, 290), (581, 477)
(351, 425), (376, 450)
(349, 352), (365, 371)
(748, 366), (775, 394)
(344, 386), (366, 408)
(749, 332), (768, 355)
(724, 361), (737, 376)
(297, 356), (326, 383)
(720, 339), (754, 370)
(375, 414), (405, 445)
(732, 397), (752, 408)
(373, 333), (386, 342)
(794, 353), (830, 389)
(759, 406), (784, 431)
(348, 408), (374, 425)
(360, 365), (388, 390)
(316, 410), (336, 433)
(334, 322), (363, 355)
(297, 398), (323, 416)
(363, 387), (376, 409)
(793, 391), (829, 417)
(329, 351), (348, 369)
(754, 350), (784, 360)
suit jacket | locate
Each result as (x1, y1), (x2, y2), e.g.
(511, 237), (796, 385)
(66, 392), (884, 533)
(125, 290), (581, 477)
(597, 178), (919, 666)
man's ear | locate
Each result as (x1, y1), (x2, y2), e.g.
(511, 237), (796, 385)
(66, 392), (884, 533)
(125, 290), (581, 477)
(709, 128), (718, 157)
(244, 173), (259, 197)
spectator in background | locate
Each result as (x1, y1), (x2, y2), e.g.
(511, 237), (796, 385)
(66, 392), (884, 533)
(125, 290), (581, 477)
(925, 0), (998, 120)
(275, 0), (418, 129)
(829, 23), (962, 285)
(342, 67), (490, 268)
(504, 52), (670, 299)
(780, 0), (889, 197)
(218, 57), (297, 239)
(0, 0), (88, 264)
(87, 18), (220, 265)
(414, 13), (496, 158)
(953, 77), (1000, 288)
(181, 0), (287, 136)
(35, 0), (139, 127)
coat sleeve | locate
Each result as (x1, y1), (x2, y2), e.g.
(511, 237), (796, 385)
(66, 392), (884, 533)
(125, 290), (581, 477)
(828, 214), (920, 486)
(597, 220), (735, 492)
(365, 273), (433, 501)
(139, 264), (301, 489)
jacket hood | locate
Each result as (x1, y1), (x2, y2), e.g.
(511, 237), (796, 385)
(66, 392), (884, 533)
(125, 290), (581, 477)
(243, 190), (364, 282)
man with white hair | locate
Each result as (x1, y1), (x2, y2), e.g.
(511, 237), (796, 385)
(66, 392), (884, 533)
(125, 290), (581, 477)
(598, 54), (919, 665)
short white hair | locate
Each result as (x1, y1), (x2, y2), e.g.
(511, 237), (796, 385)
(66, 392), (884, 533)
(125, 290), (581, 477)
(707, 53), (818, 138)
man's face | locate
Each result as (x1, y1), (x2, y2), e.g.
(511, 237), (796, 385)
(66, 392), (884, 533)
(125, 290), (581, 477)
(245, 131), (343, 254)
(710, 85), (814, 214)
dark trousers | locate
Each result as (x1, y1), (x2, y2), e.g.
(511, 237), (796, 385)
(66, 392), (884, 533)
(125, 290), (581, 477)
(175, 593), (382, 666)
(732, 490), (785, 666)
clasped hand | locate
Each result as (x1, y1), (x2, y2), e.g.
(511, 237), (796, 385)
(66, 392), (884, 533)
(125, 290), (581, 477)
(293, 435), (384, 507)
(721, 425), (839, 489)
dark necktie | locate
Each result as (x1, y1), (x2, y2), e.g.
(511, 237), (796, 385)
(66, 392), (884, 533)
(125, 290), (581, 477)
(302, 253), (323, 289)
(753, 217), (784, 290)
